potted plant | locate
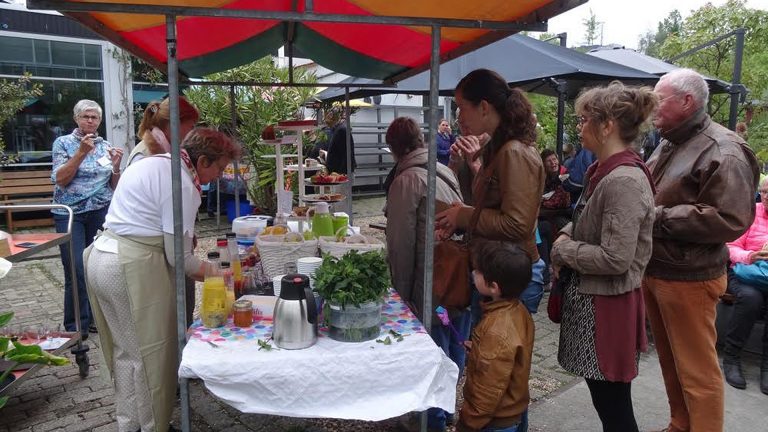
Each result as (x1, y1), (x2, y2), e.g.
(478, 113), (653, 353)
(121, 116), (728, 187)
(313, 250), (390, 342)
(0, 311), (69, 409)
(184, 57), (318, 215)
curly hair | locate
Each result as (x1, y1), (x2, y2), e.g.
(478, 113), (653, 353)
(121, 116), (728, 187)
(181, 128), (240, 166)
(455, 69), (537, 161)
(385, 117), (425, 159)
(576, 81), (658, 145)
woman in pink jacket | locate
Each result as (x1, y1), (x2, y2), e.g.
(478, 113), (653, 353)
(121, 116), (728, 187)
(724, 177), (768, 395)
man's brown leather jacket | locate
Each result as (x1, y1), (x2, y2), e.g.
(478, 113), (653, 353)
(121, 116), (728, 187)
(645, 109), (760, 281)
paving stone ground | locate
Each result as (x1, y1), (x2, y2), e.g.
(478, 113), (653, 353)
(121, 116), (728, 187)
(0, 197), (586, 431)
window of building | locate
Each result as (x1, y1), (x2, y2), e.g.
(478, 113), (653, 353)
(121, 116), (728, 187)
(0, 35), (105, 164)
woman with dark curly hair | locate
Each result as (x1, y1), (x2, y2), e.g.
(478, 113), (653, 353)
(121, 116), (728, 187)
(436, 69), (546, 316)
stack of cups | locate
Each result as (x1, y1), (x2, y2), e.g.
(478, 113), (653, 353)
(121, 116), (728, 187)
(297, 257), (323, 289)
(272, 274), (285, 297)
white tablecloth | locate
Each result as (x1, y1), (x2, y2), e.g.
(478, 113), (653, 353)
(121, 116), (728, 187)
(179, 301), (458, 420)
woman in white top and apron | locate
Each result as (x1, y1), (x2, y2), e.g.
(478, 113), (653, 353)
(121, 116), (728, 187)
(84, 128), (239, 432)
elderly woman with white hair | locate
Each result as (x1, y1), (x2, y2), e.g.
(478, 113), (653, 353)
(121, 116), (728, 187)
(51, 99), (123, 339)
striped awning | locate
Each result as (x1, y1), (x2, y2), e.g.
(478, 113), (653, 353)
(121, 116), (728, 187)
(32, 0), (586, 81)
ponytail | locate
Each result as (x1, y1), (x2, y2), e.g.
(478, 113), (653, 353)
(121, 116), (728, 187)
(456, 69), (537, 163)
(138, 101), (161, 138)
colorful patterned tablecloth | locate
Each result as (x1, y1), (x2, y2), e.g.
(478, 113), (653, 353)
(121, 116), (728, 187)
(187, 288), (425, 343)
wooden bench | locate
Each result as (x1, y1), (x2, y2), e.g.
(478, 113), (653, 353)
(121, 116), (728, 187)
(0, 170), (55, 232)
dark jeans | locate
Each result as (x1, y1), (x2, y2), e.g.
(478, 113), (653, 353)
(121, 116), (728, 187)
(54, 207), (108, 334)
(725, 270), (768, 353)
(428, 309), (471, 430)
(584, 379), (638, 432)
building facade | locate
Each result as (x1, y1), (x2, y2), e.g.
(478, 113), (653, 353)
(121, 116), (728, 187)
(0, 3), (133, 166)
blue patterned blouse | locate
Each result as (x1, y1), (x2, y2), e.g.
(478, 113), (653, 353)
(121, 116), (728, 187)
(51, 129), (114, 215)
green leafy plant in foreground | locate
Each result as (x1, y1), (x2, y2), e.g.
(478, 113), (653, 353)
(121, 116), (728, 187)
(313, 250), (390, 309)
(0, 312), (69, 409)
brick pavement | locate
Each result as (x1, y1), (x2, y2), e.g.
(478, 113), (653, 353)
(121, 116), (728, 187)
(0, 197), (578, 432)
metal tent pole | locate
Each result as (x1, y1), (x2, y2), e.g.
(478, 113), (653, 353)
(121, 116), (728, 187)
(420, 23), (441, 432)
(728, 28), (745, 131)
(344, 87), (354, 223)
(231, 84), (241, 219)
(555, 79), (567, 160)
(554, 34), (567, 160)
(166, 14), (191, 432)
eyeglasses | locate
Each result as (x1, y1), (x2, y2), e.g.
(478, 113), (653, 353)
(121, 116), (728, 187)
(575, 115), (589, 126)
(79, 115), (100, 121)
(657, 93), (680, 105)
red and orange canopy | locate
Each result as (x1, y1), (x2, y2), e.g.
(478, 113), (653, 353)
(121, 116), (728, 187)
(38, 0), (585, 80)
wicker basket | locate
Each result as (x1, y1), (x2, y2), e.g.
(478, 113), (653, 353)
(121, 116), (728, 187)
(318, 228), (385, 258)
(256, 235), (319, 279)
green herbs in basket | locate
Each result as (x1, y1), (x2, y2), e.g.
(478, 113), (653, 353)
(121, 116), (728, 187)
(314, 250), (390, 309)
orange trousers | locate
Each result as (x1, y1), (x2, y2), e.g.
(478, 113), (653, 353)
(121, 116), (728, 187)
(643, 275), (726, 432)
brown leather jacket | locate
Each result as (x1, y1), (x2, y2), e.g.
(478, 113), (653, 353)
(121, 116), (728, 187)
(645, 109), (760, 281)
(456, 140), (545, 261)
(457, 299), (533, 432)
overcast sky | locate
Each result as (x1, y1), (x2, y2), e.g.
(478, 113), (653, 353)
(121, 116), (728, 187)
(538, 0), (768, 50)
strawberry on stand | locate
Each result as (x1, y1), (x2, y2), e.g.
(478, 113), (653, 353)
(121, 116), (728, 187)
(310, 171), (348, 184)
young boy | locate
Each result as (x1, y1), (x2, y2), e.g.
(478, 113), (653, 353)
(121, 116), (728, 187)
(457, 240), (534, 432)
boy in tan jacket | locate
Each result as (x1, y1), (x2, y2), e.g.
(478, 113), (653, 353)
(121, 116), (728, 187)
(458, 240), (534, 432)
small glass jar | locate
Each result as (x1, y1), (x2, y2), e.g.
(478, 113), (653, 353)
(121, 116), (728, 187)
(233, 299), (254, 328)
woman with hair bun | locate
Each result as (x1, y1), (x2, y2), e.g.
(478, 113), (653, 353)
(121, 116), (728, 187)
(550, 81), (658, 431)
(436, 68), (546, 315)
(126, 96), (199, 165)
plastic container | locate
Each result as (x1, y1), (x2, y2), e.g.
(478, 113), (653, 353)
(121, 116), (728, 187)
(325, 301), (382, 342)
(201, 252), (227, 328)
(232, 215), (272, 242)
(225, 198), (253, 223)
(332, 212), (349, 234)
(311, 202), (334, 238)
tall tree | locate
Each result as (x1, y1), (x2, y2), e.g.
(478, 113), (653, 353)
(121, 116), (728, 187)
(656, 0), (768, 160)
(638, 9), (682, 57)
(582, 9), (599, 46)
(0, 74), (42, 162)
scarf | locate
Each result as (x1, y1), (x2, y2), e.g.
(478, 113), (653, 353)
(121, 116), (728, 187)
(179, 149), (202, 196)
(585, 149), (656, 197)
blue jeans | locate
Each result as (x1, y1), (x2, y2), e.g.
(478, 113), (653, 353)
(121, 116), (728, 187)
(54, 207), (108, 334)
(481, 409), (529, 432)
(428, 309), (471, 431)
(520, 259), (545, 314)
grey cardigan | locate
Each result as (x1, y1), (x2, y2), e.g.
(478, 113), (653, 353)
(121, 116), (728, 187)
(551, 165), (655, 296)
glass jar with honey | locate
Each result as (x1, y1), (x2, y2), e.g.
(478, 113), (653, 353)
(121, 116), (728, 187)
(233, 299), (254, 328)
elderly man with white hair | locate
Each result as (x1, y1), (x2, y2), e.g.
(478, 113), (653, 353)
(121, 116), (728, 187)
(644, 69), (760, 432)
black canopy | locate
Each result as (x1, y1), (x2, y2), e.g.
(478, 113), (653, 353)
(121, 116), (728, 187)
(587, 47), (732, 94)
(317, 34), (660, 102)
